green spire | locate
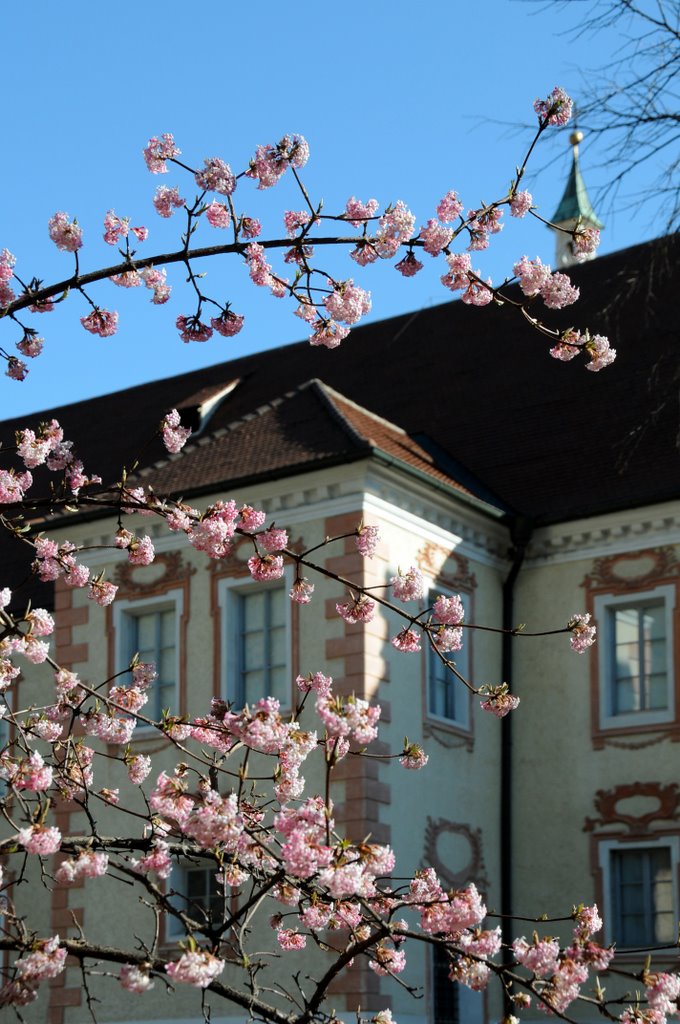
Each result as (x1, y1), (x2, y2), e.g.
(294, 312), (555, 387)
(552, 132), (603, 228)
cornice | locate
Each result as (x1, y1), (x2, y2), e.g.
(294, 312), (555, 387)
(526, 500), (680, 566)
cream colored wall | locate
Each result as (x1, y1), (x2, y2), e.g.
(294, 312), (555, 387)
(511, 522), (680, 1019)
(9, 459), (510, 1023)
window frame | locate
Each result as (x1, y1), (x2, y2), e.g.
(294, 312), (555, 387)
(424, 588), (471, 731)
(217, 570), (294, 712)
(594, 584), (676, 732)
(112, 589), (184, 729)
(598, 836), (680, 949)
(164, 861), (225, 943)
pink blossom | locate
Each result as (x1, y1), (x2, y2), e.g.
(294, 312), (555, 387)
(585, 333), (616, 372)
(400, 742), (429, 769)
(247, 134), (309, 189)
(141, 266), (171, 304)
(54, 851), (109, 884)
(344, 196), (379, 226)
(550, 329), (582, 363)
(14, 750), (53, 791)
(245, 242), (274, 287)
(369, 946), (406, 975)
(132, 663), (158, 688)
(240, 215), (262, 238)
(119, 964), (154, 993)
(441, 252), (472, 292)
(348, 242), (377, 266)
(437, 190), (464, 223)
(0, 279), (16, 306)
(355, 524), (380, 558)
(111, 270), (141, 289)
(15, 937), (66, 982)
(375, 200), (416, 256)
(143, 133), (180, 173)
(126, 754), (152, 784)
(277, 928), (307, 950)
(646, 972), (680, 1017)
(6, 356), (28, 381)
(336, 595), (376, 624)
(573, 225), (601, 258)
(309, 318), (350, 348)
(432, 626), (463, 653)
(195, 157), (236, 196)
(433, 594), (465, 625)
(260, 527), (288, 552)
(513, 935), (560, 977)
(419, 219), (453, 256)
(103, 210), (130, 245)
(161, 409), (191, 454)
(284, 210), (312, 237)
(176, 314), (213, 343)
(131, 839), (172, 880)
(324, 279), (371, 326)
(81, 308), (118, 337)
(239, 505), (266, 531)
(514, 255), (552, 297)
(541, 271), (579, 309)
(0, 248), (16, 283)
(391, 566), (424, 601)
(296, 671), (333, 697)
(81, 710), (137, 744)
(0, 467), (31, 502)
(290, 578), (314, 604)
(153, 185), (184, 218)
(165, 950), (224, 988)
(88, 578), (118, 606)
(568, 613), (597, 652)
(48, 212), (83, 252)
(510, 191), (533, 218)
(17, 825), (62, 855)
(17, 332), (44, 358)
(573, 903), (603, 941)
(461, 275), (493, 306)
(534, 86), (573, 126)
(248, 553), (284, 581)
(480, 686), (520, 717)
(205, 201), (231, 228)
(395, 251), (424, 277)
(391, 628), (421, 653)
(127, 535), (155, 566)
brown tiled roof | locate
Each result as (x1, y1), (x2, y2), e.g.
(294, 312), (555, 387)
(138, 380), (485, 505)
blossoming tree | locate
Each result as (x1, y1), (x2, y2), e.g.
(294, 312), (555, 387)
(0, 88), (672, 1024)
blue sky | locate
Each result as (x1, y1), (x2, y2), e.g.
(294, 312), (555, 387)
(1, 1), (666, 419)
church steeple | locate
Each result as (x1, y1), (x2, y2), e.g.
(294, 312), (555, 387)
(551, 130), (603, 268)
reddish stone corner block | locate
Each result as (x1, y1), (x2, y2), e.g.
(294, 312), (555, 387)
(323, 511), (392, 1010)
(54, 579), (89, 669)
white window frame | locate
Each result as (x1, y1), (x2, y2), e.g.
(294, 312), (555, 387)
(594, 584), (675, 730)
(217, 569), (293, 712)
(598, 836), (679, 948)
(426, 589), (471, 730)
(113, 589), (184, 729)
(165, 862), (224, 942)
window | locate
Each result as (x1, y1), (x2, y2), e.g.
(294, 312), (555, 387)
(427, 591), (470, 728)
(218, 575), (293, 710)
(594, 585), (675, 730)
(432, 944), (459, 1024)
(599, 838), (679, 949)
(166, 864), (224, 941)
(113, 591), (183, 725)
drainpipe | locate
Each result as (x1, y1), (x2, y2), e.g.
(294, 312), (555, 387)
(500, 516), (533, 1015)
